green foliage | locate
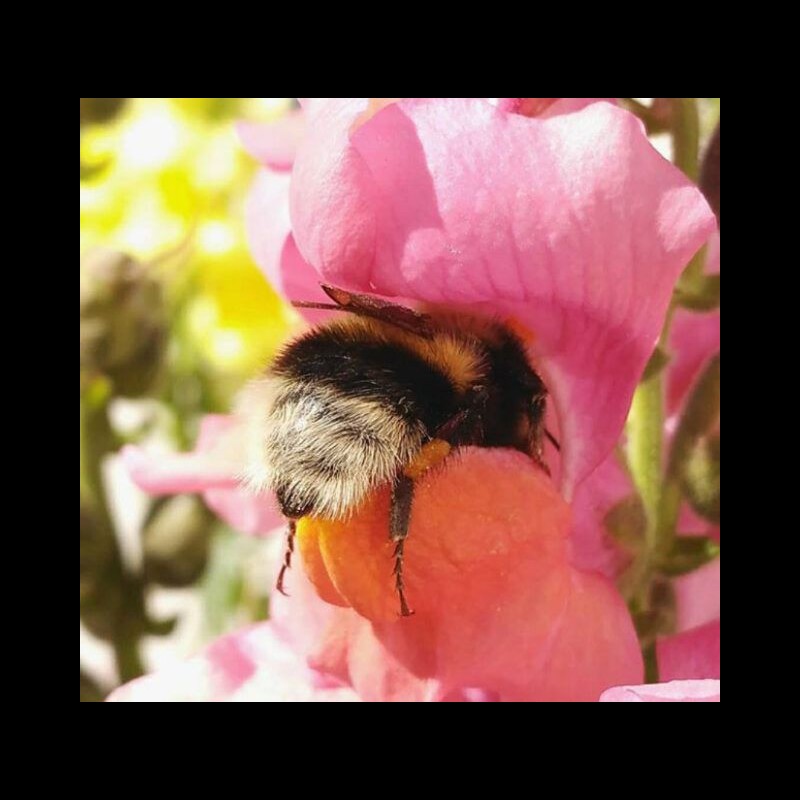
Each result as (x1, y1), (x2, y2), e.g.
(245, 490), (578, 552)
(622, 98), (720, 664)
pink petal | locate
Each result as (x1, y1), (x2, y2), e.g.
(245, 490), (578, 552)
(120, 424), (239, 496)
(539, 97), (616, 118)
(270, 560), (440, 701)
(496, 97), (562, 115)
(269, 537), (345, 657)
(279, 448), (642, 702)
(657, 619), (720, 681)
(289, 98), (375, 290)
(235, 110), (305, 171)
(600, 679), (720, 702)
(244, 169), (332, 322)
(674, 557), (720, 631)
(107, 624), (361, 702)
(568, 450), (631, 575)
(122, 414), (282, 536)
(203, 486), (282, 537)
(290, 99), (716, 494)
(496, 97), (614, 117)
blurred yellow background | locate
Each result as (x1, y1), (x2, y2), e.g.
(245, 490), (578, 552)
(81, 97), (295, 378)
(80, 98), (301, 700)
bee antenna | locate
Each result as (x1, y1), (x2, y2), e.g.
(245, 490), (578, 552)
(545, 429), (561, 451)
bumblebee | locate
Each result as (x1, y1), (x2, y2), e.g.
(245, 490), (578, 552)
(241, 285), (554, 616)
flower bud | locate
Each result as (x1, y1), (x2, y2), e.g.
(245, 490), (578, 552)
(142, 495), (213, 587)
(80, 249), (166, 396)
(681, 432), (720, 524)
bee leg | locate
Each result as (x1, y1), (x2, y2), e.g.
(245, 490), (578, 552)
(435, 385), (489, 446)
(276, 519), (296, 597)
(390, 473), (415, 617)
(529, 426), (551, 477)
(528, 393), (552, 476)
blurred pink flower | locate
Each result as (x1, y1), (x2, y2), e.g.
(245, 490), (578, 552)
(600, 680), (720, 702)
(236, 110), (305, 172)
(122, 415), (282, 536)
(115, 98), (716, 701)
(107, 623), (361, 702)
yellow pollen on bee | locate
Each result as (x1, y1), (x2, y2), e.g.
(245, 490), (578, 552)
(403, 439), (452, 480)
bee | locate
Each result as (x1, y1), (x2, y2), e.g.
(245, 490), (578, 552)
(241, 285), (556, 616)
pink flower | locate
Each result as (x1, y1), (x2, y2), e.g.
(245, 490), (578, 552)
(120, 437), (643, 701)
(122, 415), (282, 536)
(600, 680), (720, 702)
(282, 448), (643, 701)
(115, 98), (716, 701)
(247, 97), (715, 495)
(107, 623), (361, 702)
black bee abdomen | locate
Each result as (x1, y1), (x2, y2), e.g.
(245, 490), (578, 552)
(272, 331), (458, 433)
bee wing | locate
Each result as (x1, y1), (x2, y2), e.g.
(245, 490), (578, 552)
(292, 284), (436, 338)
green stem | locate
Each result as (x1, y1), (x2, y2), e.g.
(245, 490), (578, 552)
(80, 382), (146, 684)
(652, 98), (711, 550)
(643, 642), (660, 684)
(624, 98), (704, 634)
(672, 98), (700, 181)
(627, 372), (663, 554)
(658, 355), (720, 550)
(112, 578), (146, 682)
(672, 98), (706, 290)
(628, 98), (700, 528)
